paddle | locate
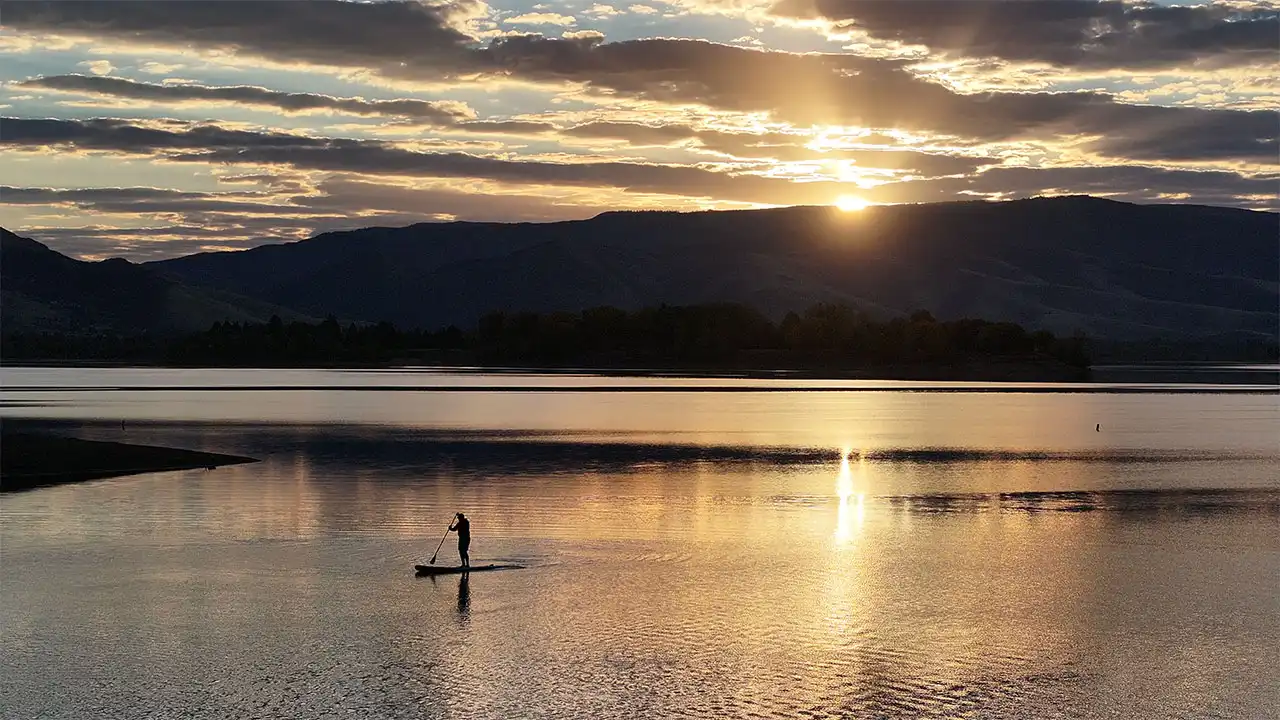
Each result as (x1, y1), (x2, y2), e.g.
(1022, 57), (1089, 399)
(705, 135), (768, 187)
(427, 520), (452, 565)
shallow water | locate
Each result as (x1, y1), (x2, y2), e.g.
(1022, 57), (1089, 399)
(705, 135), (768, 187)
(1, 369), (1278, 719)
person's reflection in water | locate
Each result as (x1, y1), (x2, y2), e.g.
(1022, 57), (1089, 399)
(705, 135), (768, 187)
(457, 573), (471, 615)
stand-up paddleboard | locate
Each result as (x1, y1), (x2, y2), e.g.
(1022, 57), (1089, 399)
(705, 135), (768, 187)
(414, 564), (523, 576)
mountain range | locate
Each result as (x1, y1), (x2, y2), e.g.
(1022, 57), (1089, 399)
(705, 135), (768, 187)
(0, 228), (313, 335)
(3, 196), (1277, 342)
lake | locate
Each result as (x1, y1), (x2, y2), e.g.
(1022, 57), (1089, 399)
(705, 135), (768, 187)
(2, 367), (1278, 719)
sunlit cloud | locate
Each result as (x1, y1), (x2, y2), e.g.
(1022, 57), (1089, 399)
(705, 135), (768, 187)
(137, 61), (184, 75)
(506, 12), (578, 25)
(583, 4), (624, 17)
(76, 60), (115, 76)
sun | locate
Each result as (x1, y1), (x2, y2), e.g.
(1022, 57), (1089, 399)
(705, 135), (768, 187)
(834, 195), (869, 212)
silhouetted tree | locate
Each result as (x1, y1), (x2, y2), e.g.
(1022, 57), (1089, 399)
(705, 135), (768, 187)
(5, 302), (1095, 374)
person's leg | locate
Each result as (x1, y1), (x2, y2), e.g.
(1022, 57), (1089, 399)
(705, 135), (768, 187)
(459, 539), (469, 567)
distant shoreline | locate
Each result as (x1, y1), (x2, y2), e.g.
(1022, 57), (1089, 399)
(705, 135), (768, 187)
(0, 357), (1092, 382)
(0, 432), (258, 492)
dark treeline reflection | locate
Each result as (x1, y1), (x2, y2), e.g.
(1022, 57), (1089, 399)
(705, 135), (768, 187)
(3, 303), (1089, 373)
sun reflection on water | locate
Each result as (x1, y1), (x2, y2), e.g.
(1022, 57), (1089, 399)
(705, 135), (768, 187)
(835, 448), (866, 547)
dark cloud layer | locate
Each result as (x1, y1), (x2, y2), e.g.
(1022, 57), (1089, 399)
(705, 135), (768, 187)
(484, 38), (1273, 163)
(470, 35), (1275, 165)
(0, 185), (327, 216)
(772, 0), (1280, 69)
(3, 117), (1272, 225)
(0, 117), (852, 205)
(1, 186), (218, 204)
(4, 1), (1274, 163)
(18, 75), (473, 123)
(865, 165), (1280, 208)
(2, 117), (332, 152)
(0, 0), (480, 72)
(10, 75), (984, 173)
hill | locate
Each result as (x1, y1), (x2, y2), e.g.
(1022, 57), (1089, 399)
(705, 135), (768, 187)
(147, 197), (1278, 342)
(0, 228), (315, 336)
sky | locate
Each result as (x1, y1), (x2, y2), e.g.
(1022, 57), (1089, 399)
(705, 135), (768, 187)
(0, 0), (1276, 260)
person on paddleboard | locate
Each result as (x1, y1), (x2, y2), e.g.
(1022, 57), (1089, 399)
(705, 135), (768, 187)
(448, 512), (471, 568)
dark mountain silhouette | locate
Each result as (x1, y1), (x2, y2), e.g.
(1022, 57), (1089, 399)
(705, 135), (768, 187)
(0, 228), (315, 335)
(147, 197), (1277, 341)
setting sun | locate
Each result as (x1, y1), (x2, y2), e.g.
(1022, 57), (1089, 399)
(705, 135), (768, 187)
(834, 195), (869, 212)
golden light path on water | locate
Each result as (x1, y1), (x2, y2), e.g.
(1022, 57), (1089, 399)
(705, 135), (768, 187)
(834, 448), (866, 547)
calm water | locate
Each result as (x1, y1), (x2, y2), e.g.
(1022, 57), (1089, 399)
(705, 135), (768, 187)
(2, 368), (1278, 719)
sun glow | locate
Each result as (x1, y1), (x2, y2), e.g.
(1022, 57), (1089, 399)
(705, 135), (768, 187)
(834, 195), (869, 212)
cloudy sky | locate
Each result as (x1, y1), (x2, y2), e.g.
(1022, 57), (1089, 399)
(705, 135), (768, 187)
(1, 0), (1276, 260)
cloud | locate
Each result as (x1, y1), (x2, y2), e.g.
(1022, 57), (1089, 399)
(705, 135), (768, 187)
(452, 119), (559, 135)
(563, 121), (700, 145)
(583, 4), (623, 17)
(563, 30), (607, 41)
(3, 1), (1273, 164)
(3, 117), (1271, 212)
(77, 60), (114, 76)
(477, 36), (1275, 163)
(2, 0), (1276, 252)
(563, 121), (989, 173)
(770, 0), (1280, 69)
(2, 177), (744, 260)
(0, 117), (333, 153)
(0, 184), (359, 259)
(864, 164), (1280, 209)
(2, 109), (982, 179)
(0, 2), (742, 108)
(0, 184), (329, 216)
(138, 61), (184, 75)
(1, 0), (483, 73)
(17, 75), (477, 124)
(10, 223), (341, 261)
(505, 12), (577, 26)
(296, 176), (656, 221)
(1, 186), (216, 204)
(0, 117), (851, 205)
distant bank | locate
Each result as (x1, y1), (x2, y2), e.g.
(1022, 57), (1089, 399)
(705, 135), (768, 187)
(0, 357), (1091, 382)
(1, 304), (1096, 382)
(1, 432), (258, 492)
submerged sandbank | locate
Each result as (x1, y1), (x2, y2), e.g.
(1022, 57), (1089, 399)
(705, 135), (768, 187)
(0, 432), (257, 492)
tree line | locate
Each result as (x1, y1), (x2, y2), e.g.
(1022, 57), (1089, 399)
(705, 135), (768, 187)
(2, 303), (1091, 372)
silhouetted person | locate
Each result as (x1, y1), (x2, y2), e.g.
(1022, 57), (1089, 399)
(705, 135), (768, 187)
(448, 512), (471, 568)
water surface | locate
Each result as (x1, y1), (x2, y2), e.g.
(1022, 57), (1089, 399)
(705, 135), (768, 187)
(2, 368), (1277, 719)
